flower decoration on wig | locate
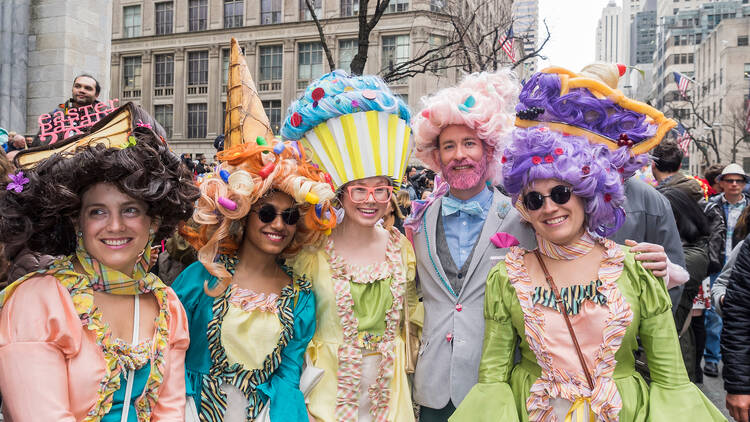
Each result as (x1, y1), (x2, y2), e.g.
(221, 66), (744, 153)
(280, 69), (412, 191)
(503, 127), (627, 237)
(182, 38), (337, 297)
(411, 69), (519, 185)
(5, 171), (29, 193)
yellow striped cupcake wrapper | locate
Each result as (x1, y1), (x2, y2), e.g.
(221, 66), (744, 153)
(300, 111), (412, 190)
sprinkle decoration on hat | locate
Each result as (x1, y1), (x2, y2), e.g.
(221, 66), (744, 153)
(290, 112), (303, 128)
(362, 90), (378, 100)
(458, 95), (477, 112)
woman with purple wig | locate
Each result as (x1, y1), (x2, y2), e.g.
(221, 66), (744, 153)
(451, 64), (725, 422)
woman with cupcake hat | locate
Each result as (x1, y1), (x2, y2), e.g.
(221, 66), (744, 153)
(450, 63), (725, 422)
(172, 38), (336, 422)
(281, 70), (418, 422)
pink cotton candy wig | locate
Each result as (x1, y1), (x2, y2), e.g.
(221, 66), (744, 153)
(411, 69), (519, 185)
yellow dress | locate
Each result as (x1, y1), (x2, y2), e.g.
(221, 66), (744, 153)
(289, 228), (418, 422)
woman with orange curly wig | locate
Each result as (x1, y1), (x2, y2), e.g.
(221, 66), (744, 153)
(171, 136), (336, 422)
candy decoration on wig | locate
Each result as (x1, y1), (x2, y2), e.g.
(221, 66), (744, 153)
(450, 64), (726, 422)
(282, 70), (418, 422)
(173, 37), (336, 422)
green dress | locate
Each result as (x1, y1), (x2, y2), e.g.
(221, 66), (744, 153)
(450, 239), (726, 422)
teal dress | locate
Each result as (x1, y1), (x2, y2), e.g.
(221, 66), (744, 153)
(172, 260), (316, 421)
(101, 365), (151, 422)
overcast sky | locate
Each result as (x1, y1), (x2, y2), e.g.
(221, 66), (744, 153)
(537, 0), (616, 72)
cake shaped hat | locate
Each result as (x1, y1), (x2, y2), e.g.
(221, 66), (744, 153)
(514, 63), (676, 155)
(14, 102), (166, 169)
(280, 69), (412, 190)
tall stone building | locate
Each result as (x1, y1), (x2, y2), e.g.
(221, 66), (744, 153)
(0, 0), (113, 135)
(512, 0), (539, 74)
(109, 0), (509, 155)
(596, 1), (623, 66)
(690, 16), (750, 174)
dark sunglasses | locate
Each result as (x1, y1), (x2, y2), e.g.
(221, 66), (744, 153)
(722, 178), (746, 185)
(252, 204), (301, 225)
(522, 185), (572, 211)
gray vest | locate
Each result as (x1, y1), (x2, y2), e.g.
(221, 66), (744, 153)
(412, 189), (536, 408)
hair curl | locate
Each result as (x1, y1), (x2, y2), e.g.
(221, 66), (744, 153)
(0, 127), (200, 257)
(502, 127), (627, 237)
(411, 69), (519, 185)
(181, 140), (337, 297)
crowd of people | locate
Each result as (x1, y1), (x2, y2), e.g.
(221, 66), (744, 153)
(0, 37), (746, 422)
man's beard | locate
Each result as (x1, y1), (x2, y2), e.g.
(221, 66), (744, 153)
(440, 157), (488, 190)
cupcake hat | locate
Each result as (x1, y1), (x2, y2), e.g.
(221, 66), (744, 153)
(280, 69), (412, 190)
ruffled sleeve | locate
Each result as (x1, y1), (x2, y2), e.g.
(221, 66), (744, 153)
(257, 286), (316, 420)
(450, 263), (520, 422)
(0, 275), (81, 422)
(151, 288), (190, 421)
(171, 262), (215, 407)
(631, 257), (726, 421)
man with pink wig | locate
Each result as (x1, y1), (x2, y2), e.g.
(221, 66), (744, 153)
(405, 69), (537, 421)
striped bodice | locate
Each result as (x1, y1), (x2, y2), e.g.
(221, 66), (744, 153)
(531, 279), (607, 315)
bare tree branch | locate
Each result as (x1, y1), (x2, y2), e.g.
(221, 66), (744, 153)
(512, 19), (551, 70)
(304, 0), (335, 71)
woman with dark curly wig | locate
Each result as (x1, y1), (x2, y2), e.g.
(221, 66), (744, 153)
(451, 64), (724, 422)
(171, 39), (336, 422)
(0, 103), (200, 421)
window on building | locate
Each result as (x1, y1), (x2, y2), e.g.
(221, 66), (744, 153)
(154, 104), (173, 137)
(189, 0), (208, 31)
(187, 103), (208, 138)
(386, 0), (408, 13)
(122, 56), (142, 92)
(123, 5), (142, 38)
(224, 0), (244, 28)
(720, 68), (723, 85)
(259, 45), (283, 83)
(382, 35), (410, 73)
(341, 0), (359, 17)
(428, 35), (447, 75)
(261, 0), (281, 24)
(221, 101), (227, 133)
(262, 100), (282, 133)
(221, 48), (230, 92)
(739, 35), (749, 46)
(297, 42), (324, 89)
(430, 0), (445, 11)
(154, 54), (174, 88)
(300, 0), (322, 20)
(338, 39), (358, 72)
(187, 51), (209, 86)
(745, 63), (750, 79)
(155, 2), (173, 35)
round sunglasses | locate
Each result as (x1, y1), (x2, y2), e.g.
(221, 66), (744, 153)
(522, 185), (572, 211)
(251, 204), (301, 225)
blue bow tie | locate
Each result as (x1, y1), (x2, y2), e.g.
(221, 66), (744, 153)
(442, 196), (485, 217)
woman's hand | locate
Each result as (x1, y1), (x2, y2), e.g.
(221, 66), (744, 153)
(727, 393), (750, 422)
(624, 240), (667, 278)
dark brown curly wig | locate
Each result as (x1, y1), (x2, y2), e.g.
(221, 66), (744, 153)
(0, 126), (200, 257)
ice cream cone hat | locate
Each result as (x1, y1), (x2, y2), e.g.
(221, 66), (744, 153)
(224, 38), (274, 149)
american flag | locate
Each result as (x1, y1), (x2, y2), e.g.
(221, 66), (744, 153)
(677, 129), (691, 156)
(499, 27), (516, 63)
(673, 72), (690, 98)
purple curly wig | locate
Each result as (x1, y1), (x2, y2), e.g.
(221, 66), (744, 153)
(502, 127), (628, 237)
